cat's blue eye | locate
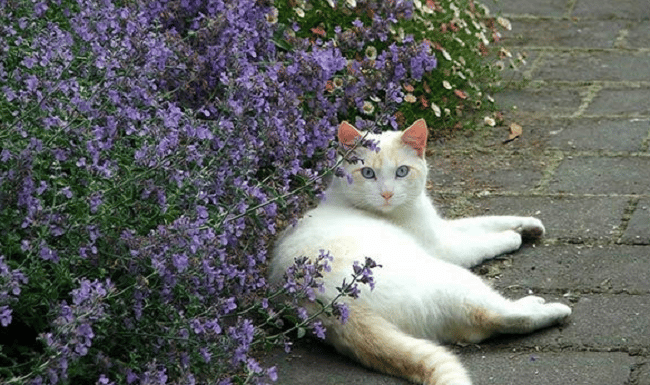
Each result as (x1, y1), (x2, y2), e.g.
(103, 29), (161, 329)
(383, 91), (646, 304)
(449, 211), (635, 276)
(396, 165), (409, 178)
(360, 167), (375, 179)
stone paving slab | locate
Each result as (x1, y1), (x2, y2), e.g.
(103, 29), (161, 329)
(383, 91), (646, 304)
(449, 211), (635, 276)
(503, 19), (626, 48)
(585, 88), (650, 117)
(545, 118), (649, 152)
(469, 196), (629, 241)
(622, 199), (650, 244)
(628, 22), (650, 49)
(480, 0), (568, 17)
(533, 51), (650, 82)
(489, 245), (650, 293)
(549, 156), (650, 194)
(561, 295), (650, 350)
(571, 0), (650, 20)
(262, 340), (410, 385)
(428, 153), (548, 193)
(459, 350), (635, 385)
(494, 87), (584, 116)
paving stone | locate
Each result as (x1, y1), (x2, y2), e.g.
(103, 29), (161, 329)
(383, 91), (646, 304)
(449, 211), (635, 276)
(545, 118), (649, 152)
(533, 51), (650, 82)
(637, 363), (650, 385)
(428, 153), (546, 193)
(572, 0), (650, 20)
(622, 199), (650, 245)
(560, 295), (650, 350)
(499, 50), (541, 82)
(469, 196), (629, 240)
(494, 87), (583, 116)
(586, 88), (650, 117)
(549, 156), (650, 194)
(627, 21), (650, 50)
(262, 340), (410, 385)
(460, 350), (634, 385)
(502, 19), (625, 48)
(480, 0), (567, 17)
(492, 245), (650, 293)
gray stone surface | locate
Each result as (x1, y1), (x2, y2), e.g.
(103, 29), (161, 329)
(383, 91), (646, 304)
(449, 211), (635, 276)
(585, 88), (650, 117)
(494, 87), (583, 116)
(460, 351), (635, 385)
(627, 22), (650, 49)
(490, 245), (650, 293)
(571, 0), (650, 20)
(622, 199), (650, 245)
(503, 19), (625, 48)
(469, 196), (629, 241)
(480, 0), (568, 17)
(534, 51), (650, 82)
(545, 118), (649, 152)
(549, 156), (650, 194)
(263, 1), (650, 384)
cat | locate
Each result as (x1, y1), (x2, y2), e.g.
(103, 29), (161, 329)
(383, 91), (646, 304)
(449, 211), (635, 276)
(269, 119), (571, 385)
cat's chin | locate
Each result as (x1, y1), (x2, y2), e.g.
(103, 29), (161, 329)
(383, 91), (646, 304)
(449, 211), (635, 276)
(375, 202), (398, 214)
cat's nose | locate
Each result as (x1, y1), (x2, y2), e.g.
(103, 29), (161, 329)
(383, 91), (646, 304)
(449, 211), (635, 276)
(381, 191), (393, 200)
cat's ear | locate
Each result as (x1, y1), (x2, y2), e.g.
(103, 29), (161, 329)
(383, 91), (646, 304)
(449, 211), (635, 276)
(401, 119), (428, 157)
(338, 121), (363, 148)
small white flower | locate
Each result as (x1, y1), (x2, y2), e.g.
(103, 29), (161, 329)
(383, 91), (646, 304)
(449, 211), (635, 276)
(431, 102), (441, 117)
(346, 0), (356, 8)
(365, 46), (377, 60)
(265, 7), (279, 24)
(295, 7), (305, 17)
(362, 101), (375, 114)
(487, 94), (495, 103)
(497, 16), (512, 31)
(483, 116), (496, 127)
(404, 93), (417, 103)
(442, 80), (452, 90)
(441, 49), (452, 61)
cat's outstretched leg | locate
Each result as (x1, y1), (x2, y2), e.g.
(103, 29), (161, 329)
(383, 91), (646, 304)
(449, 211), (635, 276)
(454, 294), (572, 344)
(327, 307), (473, 385)
(448, 216), (545, 239)
(434, 228), (523, 268)
(433, 216), (545, 267)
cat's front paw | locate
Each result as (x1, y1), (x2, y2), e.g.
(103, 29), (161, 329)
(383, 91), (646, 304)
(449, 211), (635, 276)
(516, 217), (545, 240)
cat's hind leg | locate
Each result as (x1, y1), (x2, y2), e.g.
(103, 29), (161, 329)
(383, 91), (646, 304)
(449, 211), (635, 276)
(327, 306), (473, 385)
(455, 294), (572, 344)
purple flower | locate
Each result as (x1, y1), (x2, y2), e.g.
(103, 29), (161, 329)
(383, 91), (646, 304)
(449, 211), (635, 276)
(0, 306), (12, 327)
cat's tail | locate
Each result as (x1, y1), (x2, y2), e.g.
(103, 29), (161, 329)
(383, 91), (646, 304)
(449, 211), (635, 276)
(327, 306), (472, 385)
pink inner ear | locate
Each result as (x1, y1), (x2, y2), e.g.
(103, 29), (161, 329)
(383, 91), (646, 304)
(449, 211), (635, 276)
(401, 119), (428, 157)
(338, 121), (362, 147)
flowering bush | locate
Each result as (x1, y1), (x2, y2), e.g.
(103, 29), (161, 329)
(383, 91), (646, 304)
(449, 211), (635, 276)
(0, 0), (507, 383)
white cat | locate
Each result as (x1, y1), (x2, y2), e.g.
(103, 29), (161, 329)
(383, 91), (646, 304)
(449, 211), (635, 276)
(269, 119), (571, 385)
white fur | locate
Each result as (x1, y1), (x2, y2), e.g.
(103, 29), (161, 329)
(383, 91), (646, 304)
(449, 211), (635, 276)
(269, 121), (571, 385)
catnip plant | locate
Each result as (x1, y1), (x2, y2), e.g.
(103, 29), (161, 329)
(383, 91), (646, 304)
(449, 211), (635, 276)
(0, 0), (508, 383)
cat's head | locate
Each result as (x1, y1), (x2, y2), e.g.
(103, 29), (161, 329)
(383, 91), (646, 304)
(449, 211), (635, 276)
(332, 119), (428, 214)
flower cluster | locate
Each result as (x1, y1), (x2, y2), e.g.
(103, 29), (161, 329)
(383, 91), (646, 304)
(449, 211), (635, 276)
(1, 0), (508, 383)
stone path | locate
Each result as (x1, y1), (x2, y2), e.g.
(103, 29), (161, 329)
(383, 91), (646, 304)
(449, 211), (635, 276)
(262, 1), (650, 383)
